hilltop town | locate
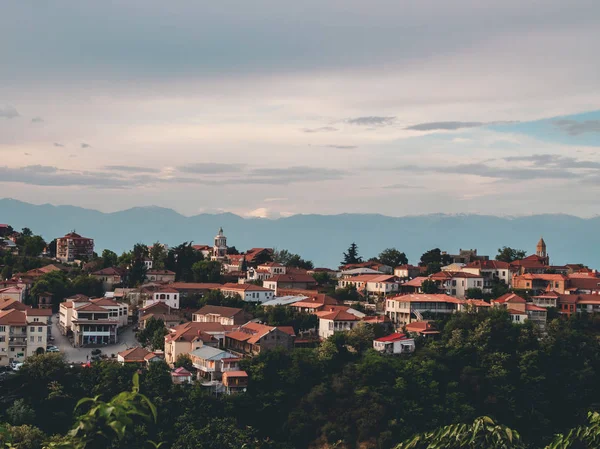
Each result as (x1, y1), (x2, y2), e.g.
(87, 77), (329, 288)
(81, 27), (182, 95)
(1, 223), (600, 448)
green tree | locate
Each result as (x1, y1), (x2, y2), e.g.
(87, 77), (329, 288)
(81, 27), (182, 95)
(395, 416), (524, 449)
(0, 424), (46, 449)
(7, 399), (36, 425)
(419, 248), (451, 274)
(22, 235), (46, 257)
(149, 242), (168, 270)
(100, 249), (118, 268)
(21, 227), (33, 237)
(136, 317), (166, 347)
(1, 265), (12, 280)
(191, 260), (222, 283)
(273, 249), (314, 269)
(342, 243), (363, 266)
(332, 285), (361, 302)
(166, 242), (204, 282)
(47, 238), (57, 258)
(421, 279), (438, 294)
(151, 327), (168, 351)
(30, 271), (69, 307)
(174, 354), (194, 371)
(466, 288), (484, 299)
(378, 248), (409, 267)
(496, 247), (527, 263)
(71, 275), (104, 297)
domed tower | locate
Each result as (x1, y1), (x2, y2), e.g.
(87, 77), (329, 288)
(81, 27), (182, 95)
(212, 227), (227, 261)
(536, 237), (549, 265)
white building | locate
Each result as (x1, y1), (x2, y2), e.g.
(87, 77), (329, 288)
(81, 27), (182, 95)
(246, 262), (287, 283)
(373, 333), (415, 354)
(220, 283), (275, 303)
(143, 287), (180, 309)
(462, 260), (512, 289)
(429, 271), (484, 299)
(337, 274), (400, 296)
(315, 308), (361, 339)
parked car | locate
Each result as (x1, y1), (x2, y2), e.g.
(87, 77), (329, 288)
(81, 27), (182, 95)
(9, 361), (23, 371)
(91, 349), (102, 356)
(46, 345), (60, 353)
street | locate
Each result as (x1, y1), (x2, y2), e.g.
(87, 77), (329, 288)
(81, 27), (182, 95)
(51, 314), (139, 363)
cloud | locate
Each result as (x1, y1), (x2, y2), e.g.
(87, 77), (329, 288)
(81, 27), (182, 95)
(503, 154), (600, 169)
(244, 166), (348, 184)
(405, 121), (484, 131)
(24, 152), (31, 156)
(80, 142), (91, 148)
(104, 165), (161, 173)
(382, 183), (419, 189)
(0, 165), (132, 188)
(324, 144), (358, 149)
(0, 105), (19, 119)
(554, 119), (600, 136)
(263, 197), (288, 202)
(53, 142), (64, 147)
(178, 163), (246, 174)
(30, 116), (44, 123)
(346, 116), (396, 126)
(246, 207), (271, 218)
(301, 126), (338, 133)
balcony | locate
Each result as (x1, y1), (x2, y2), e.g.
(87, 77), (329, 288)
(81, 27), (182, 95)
(9, 337), (27, 346)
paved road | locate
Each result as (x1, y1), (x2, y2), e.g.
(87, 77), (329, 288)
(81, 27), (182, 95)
(50, 314), (139, 363)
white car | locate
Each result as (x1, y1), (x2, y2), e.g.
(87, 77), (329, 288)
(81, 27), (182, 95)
(9, 362), (23, 371)
(46, 346), (60, 353)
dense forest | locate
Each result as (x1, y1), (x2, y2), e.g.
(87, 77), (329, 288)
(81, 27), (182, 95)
(2, 309), (600, 449)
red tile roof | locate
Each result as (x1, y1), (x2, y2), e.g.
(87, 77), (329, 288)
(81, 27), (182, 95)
(264, 274), (316, 284)
(118, 347), (152, 362)
(375, 333), (409, 342)
(494, 293), (526, 304)
(221, 283), (273, 292)
(0, 309), (27, 325)
(315, 308), (360, 321)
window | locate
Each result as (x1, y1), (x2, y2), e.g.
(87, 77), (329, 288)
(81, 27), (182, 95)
(10, 347), (14, 352)
(33, 318), (39, 322)
(0, 326), (4, 332)
(30, 336), (34, 342)
(38, 336), (42, 342)
(38, 327), (42, 332)
(30, 327), (35, 332)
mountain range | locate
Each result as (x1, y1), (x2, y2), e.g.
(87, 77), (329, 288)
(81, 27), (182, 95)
(0, 198), (597, 269)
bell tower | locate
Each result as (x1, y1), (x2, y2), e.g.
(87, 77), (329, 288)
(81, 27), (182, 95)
(212, 227), (227, 261)
(536, 237), (549, 265)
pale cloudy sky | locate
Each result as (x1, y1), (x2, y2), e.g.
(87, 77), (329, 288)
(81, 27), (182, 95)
(2, 0), (600, 218)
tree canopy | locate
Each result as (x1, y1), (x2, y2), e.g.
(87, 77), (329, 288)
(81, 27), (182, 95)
(342, 242), (363, 266)
(496, 247), (527, 263)
(378, 248), (409, 267)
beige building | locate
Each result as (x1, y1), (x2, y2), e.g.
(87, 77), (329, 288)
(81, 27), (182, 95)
(91, 267), (123, 291)
(0, 309), (48, 366)
(192, 305), (246, 326)
(164, 322), (233, 366)
(59, 296), (128, 346)
(146, 270), (176, 283)
(56, 232), (94, 263)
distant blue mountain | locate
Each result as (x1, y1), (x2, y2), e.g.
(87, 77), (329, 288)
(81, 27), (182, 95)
(0, 198), (597, 269)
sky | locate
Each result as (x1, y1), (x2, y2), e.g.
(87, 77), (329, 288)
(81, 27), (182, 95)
(2, 0), (600, 218)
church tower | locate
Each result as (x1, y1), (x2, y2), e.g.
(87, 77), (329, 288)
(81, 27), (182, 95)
(536, 237), (549, 265)
(212, 227), (227, 261)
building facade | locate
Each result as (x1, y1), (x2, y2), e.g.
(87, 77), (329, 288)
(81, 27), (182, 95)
(56, 232), (94, 263)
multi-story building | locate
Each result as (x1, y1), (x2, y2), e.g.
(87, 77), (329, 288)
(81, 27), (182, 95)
(385, 294), (490, 326)
(220, 283), (275, 303)
(56, 232), (94, 263)
(164, 322), (233, 366)
(491, 293), (547, 328)
(192, 305), (246, 326)
(91, 267), (124, 291)
(0, 308), (48, 366)
(337, 274), (400, 296)
(429, 271), (484, 299)
(512, 273), (568, 294)
(146, 269), (176, 283)
(315, 308), (361, 339)
(246, 262), (287, 283)
(462, 260), (512, 289)
(59, 297), (128, 346)
(224, 322), (295, 357)
(143, 286), (180, 309)
(262, 274), (317, 295)
(189, 346), (239, 381)
(394, 265), (422, 279)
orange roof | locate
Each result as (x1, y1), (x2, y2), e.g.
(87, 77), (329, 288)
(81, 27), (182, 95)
(389, 294), (464, 305)
(92, 267), (123, 276)
(526, 303), (546, 312)
(223, 370), (248, 378)
(75, 303), (110, 312)
(343, 274), (397, 283)
(403, 277), (428, 287)
(494, 293), (526, 304)
(315, 308), (360, 321)
(0, 297), (28, 311)
(26, 308), (52, 316)
(193, 305), (243, 317)
(0, 309), (27, 325)
(170, 282), (222, 290)
(405, 321), (438, 333)
(264, 274), (316, 284)
(118, 347), (152, 362)
(90, 298), (122, 307)
(147, 269), (176, 275)
(517, 273), (567, 281)
(506, 308), (527, 315)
